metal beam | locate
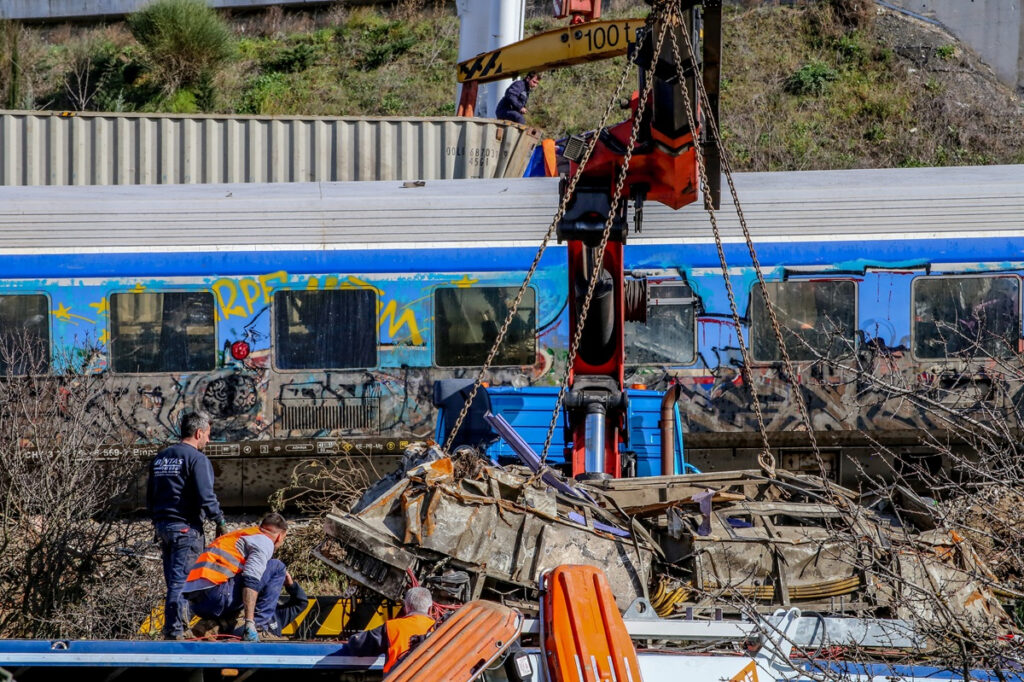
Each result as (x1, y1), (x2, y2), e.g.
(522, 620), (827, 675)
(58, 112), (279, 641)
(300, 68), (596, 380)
(0, 640), (381, 671)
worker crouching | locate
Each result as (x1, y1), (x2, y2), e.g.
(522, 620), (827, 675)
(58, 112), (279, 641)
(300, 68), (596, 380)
(183, 513), (289, 642)
(345, 587), (435, 673)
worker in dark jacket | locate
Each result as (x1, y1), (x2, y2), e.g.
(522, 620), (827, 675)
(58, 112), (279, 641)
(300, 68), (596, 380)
(148, 411), (227, 640)
(345, 587), (435, 674)
(495, 72), (541, 124)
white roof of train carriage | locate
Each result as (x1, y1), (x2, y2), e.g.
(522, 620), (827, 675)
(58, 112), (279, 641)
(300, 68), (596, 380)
(0, 165), (1023, 254)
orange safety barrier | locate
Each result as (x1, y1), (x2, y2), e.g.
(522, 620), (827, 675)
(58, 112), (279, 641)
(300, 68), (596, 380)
(387, 600), (523, 682)
(542, 565), (641, 682)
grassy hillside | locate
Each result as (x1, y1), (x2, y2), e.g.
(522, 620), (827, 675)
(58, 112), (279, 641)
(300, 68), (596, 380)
(1, 0), (1022, 170)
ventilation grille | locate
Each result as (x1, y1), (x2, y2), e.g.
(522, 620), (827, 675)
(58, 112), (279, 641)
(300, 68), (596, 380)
(279, 398), (380, 433)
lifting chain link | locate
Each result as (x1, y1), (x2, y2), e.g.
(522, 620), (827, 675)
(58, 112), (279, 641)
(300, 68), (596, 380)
(442, 10), (660, 454)
(674, 10), (833, 489)
(663, 9), (776, 479)
(540, 7), (673, 463)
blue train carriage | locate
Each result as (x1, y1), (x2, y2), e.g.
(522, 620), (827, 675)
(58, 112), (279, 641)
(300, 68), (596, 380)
(1, 166), (1023, 506)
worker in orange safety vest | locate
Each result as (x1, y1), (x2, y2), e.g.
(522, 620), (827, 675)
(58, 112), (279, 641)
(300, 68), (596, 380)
(182, 513), (288, 642)
(344, 587), (435, 674)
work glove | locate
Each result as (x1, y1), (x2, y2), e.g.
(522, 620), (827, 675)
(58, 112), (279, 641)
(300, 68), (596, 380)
(242, 619), (259, 642)
(215, 519), (229, 538)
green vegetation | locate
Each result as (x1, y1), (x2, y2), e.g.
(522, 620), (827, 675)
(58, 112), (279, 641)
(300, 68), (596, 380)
(1, 0), (1022, 170)
(785, 61), (838, 96)
(936, 43), (956, 61)
(128, 0), (234, 94)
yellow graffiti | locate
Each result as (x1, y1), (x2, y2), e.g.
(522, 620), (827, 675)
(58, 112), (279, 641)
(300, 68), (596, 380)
(88, 298), (109, 316)
(210, 271), (423, 346)
(52, 302), (94, 326)
(378, 299), (423, 346)
(132, 283), (146, 292)
(98, 328), (110, 345)
(451, 275), (479, 288)
(343, 275), (383, 295)
(213, 270), (288, 320)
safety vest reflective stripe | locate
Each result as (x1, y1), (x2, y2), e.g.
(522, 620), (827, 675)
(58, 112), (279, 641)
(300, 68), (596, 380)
(186, 526), (262, 586)
(190, 560), (236, 579)
(205, 545), (242, 567)
(383, 614), (436, 673)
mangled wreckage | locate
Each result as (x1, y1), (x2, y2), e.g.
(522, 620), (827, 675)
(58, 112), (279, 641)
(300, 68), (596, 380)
(315, 445), (1015, 640)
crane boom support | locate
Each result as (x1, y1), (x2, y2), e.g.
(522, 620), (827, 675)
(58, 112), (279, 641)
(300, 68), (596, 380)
(457, 19), (647, 85)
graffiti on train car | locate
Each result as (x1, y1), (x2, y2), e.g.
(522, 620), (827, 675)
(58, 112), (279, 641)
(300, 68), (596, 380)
(5, 257), (1024, 478)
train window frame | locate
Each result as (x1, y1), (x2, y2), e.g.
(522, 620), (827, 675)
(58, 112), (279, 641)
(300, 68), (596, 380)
(271, 287), (380, 372)
(749, 279), (858, 363)
(432, 284), (538, 368)
(625, 279), (699, 367)
(910, 273), (1022, 362)
(107, 289), (218, 375)
(0, 291), (52, 376)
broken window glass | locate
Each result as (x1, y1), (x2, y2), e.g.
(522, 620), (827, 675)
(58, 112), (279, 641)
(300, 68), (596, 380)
(0, 294), (50, 375)
(625, 281), (696, 365)
(912, 275), (1020, 360)
(750, 280), (856, 362)
(275, 289), (377, 370)
(434, 286), (536, 367)
(110, 292), (216, 373)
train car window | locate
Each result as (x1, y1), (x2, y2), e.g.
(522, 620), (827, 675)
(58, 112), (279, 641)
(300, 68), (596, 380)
(110, 292), (216, 373)
(912, 275), (1020, 360)
(0, 294), (50, 375)
(274, 289), (377, 370)
(625, 281), (697, 365)
(434, 286), (536, 367)
(751, 280), (856, 362)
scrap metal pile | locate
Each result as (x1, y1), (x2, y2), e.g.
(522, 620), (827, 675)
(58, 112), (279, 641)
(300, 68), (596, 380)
(315, 446), (1014, 643)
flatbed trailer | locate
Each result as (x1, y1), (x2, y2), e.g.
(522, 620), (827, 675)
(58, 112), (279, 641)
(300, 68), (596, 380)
(0, 639), (381, 681)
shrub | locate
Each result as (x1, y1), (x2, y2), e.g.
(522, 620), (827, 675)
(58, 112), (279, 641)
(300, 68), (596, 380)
(359, 20), (416, 70)
(262, 42), (320, 74)
(936, 44), (957, 61)
(237, 71), (289, 114)
(828, 0), (875, 30)
(784, 61), (838, 96)
(832, 32), (865, 65)
(128, 0), (233, 92)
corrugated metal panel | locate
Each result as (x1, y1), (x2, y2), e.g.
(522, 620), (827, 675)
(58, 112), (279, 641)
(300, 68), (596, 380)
(0, 111), (539, 186)
(1, 0), (341, 21)
(1, 166), (1022, 254)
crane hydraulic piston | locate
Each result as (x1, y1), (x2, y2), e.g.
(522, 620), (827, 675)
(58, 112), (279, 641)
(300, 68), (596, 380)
(557, 1), (721, 479)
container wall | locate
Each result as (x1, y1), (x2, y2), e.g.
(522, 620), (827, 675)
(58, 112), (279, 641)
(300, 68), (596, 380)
(1, 1), (337, 21)
(0, 111), (539, 186)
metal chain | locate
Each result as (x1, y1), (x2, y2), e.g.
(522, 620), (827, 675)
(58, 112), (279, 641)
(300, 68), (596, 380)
(443, 12), (656, 453)
(540, 7), (673, 463)
(677, 14), (829, 481)
(665, 13), (776, 477)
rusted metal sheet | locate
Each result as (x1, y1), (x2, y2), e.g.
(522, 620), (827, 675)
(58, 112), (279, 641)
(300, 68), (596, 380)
(317, 453), (654, 611)
(0, 111), (539, 186)
(318, 455), (1015, 638)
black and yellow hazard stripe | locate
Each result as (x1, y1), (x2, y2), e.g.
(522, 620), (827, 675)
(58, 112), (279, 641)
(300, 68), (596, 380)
(281, 595), (402, 638)
(141, 595), (402, 639)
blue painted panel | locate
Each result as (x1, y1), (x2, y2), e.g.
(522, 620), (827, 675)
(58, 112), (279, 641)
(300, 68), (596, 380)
(484, 386), (666, 474)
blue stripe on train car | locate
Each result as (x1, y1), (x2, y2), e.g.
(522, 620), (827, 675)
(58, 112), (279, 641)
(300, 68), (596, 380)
(483, 386), (669, 476)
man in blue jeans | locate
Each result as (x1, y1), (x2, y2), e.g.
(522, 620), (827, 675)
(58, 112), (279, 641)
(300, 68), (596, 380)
(148, 411), (227, 640)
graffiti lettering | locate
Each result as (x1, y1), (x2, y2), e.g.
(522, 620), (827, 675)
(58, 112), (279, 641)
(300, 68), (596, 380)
(378, 299), (423, 346)
(214, 271), (288, 320)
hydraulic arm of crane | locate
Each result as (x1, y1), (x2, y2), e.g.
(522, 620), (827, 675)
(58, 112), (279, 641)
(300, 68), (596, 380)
(455, 1), (721, 479)
(557, 1), (721, 479)
(456, 17), (647, 116)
